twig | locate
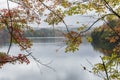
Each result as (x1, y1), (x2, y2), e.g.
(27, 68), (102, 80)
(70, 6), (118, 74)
(30, 54), (56, 72)
(100, 56), (110, 80)
(86, 59), (105, 78)
(38, 0), (73, 38)
(73, 14), (114, 43)
(9, 0), (41, 22)
(79, 14), (114, 34)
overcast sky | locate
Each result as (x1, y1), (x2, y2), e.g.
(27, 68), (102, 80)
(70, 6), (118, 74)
(0, 0), (102, 28)
(0, 0), (17, 9)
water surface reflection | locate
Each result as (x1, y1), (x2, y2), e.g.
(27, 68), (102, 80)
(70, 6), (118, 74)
(0, 37), (103, 80)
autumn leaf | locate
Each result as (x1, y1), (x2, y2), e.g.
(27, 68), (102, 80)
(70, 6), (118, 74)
(110, 37), (116, 43)
(86, 36), (92, 42)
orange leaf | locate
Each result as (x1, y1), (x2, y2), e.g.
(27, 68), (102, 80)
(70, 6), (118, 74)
(110, 37), (116, 43)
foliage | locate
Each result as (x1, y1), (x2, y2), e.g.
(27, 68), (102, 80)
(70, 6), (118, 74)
(92, 53), (120, 80)
(64, 31), (82, 53)
(0, 52), (30, 68)
(44, 10), (65, 25)
(0, 0), (119, 79)
(91, 19), (120, 55)
(90, 19), (120, 80)
(7, 0), (120, 53)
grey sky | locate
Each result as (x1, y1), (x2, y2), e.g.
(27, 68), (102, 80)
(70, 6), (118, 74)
(0, 0), (17, 9)
(0, 0), (102, 28)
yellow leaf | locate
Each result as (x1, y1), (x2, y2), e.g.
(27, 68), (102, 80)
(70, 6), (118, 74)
(86, 36), (92, 42)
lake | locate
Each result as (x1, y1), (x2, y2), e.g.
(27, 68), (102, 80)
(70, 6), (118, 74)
(0, 37), (104, 80)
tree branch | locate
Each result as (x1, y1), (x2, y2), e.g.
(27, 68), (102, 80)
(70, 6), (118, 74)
(103, 0), (120, 19)
(100, 56), (110, 80)
(30, 54), (56, 72)
(72, 14), (114, 43)
(103, 19), (120, 38)
(38, 0), (73, 38)
(6, 0), (13, 54)
(0, 52), (32, 63)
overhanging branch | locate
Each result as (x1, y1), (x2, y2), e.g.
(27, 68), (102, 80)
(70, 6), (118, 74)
(103, 0), (120, 19)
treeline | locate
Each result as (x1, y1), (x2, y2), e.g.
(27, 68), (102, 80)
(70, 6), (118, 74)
(24, 28), (64, 37)
(0, 27), (91, 44)
(0, 27), (78, 40)
(0, 26), (92, 38)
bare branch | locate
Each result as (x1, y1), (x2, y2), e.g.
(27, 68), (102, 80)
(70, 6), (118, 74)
(30, 54), (56, 72)
(79, 14), (114, 34)
(72, 14), (114, 43)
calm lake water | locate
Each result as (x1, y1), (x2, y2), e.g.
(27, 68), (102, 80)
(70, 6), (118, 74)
(0, 37), (104, 80)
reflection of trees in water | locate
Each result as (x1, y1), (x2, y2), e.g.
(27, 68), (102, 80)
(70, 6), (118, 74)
(91, 20), (120, 55)
(91, 33), (117, 55)
(28, 37), (65, 43)
(91, 43), (113, 55)
(91, 36), (113, 55)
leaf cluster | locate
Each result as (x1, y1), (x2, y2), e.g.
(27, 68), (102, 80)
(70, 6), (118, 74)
(93, 53), (120, 80)
(64, 31), (82, 53)
(0, 52), (30, 68)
